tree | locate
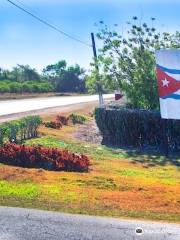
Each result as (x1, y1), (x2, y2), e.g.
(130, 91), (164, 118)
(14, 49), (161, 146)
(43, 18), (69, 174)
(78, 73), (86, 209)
(0, 68), (11, 81)
(11, 65), (40, 82)
(43, 60), (67, 78)
(96, 17), (180, 109)
(86, 69), (115, 94)
(43, 61), (87, 93)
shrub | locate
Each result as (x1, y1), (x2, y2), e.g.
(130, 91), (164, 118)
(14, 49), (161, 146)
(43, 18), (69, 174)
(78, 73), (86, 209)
(4, 120), (20, 143)
(0, 115), (42, 146)
(0, 125), (7, 146)
(0, 144), (90, 172)
(22, 116), (42, 139)
(0, 80), (54, 94)
(44, 121), (62, 129)
(56, 115), (69, 125)
(95, 103), (180, 153)
(69, 113), (87, 125)
(0, 84), (11, 93)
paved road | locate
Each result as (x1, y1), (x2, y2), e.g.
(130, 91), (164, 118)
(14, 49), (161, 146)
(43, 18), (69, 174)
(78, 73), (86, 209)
(0, 94), (113, 116)
(0, 207), (179, 240)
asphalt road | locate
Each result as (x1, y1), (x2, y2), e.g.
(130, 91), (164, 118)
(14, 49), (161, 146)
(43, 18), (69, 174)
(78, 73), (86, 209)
(0, 207), (179, 240)
(0, 94), (113, 116)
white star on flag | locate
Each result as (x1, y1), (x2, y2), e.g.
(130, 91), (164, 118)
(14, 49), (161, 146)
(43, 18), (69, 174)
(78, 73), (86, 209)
(162, 78), (170, 87)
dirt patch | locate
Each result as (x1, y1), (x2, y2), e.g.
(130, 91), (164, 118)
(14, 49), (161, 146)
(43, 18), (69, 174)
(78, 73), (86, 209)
(74, 120), (102, 144)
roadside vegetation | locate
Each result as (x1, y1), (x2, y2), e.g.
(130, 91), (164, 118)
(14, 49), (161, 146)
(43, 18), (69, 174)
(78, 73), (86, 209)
(0, 17), (179, 223)
(0, 116), (42, 145)
(0, 105), (179, 222)
(0, 61), (87, 95)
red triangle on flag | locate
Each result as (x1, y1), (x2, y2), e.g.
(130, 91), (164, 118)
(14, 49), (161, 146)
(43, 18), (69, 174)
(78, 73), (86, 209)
(156, 67), (180, 98)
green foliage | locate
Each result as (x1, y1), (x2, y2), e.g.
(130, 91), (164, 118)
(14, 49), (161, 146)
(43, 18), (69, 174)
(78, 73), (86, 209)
(0, 65), (40, 82)
(0, 115), (42, 146)
(86, 70), (114, 94)
(0, 125), (7, 146)
(95, 104), (180, 153)
(0, 80), (54, 93)
(43, 60), (87, 93)
(0, 60), (87, 94)
(96, 18), (180, 109)
(69, 113), (87, 124)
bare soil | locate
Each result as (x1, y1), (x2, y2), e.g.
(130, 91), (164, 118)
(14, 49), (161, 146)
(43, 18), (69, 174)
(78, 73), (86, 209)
(74, 120), (102, 144)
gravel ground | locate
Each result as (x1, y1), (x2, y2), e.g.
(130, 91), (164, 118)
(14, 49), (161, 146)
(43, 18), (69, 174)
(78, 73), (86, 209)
(74, 120), (102, 144)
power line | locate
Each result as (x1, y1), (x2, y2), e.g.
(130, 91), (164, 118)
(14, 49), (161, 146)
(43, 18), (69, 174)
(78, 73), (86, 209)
(6, 0), (92, 48)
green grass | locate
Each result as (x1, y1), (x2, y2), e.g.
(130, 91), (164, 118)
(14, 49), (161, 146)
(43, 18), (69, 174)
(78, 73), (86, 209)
(0, 181), (39, 199)
(26, 136), (134, 160)
(0, 135), (179, 223)
(26, 136), (180, 185)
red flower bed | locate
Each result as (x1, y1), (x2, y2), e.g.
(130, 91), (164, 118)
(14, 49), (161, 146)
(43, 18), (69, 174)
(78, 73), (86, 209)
(56, 115), (69, 125)
(0, 144), (90, 172)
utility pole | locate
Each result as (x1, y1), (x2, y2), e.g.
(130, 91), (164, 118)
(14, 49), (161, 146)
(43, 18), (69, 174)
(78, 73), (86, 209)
(91, 33), (104, 105)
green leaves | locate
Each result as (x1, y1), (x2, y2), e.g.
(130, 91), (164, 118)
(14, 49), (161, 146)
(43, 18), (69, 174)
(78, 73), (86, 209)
(43, 60), (86, 93)
(96, 17), (180, 110)
(0, 115), (42, 146)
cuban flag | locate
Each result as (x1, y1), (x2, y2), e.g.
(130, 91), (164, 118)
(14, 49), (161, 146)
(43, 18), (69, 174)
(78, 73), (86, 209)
(155, 50), (180, 119)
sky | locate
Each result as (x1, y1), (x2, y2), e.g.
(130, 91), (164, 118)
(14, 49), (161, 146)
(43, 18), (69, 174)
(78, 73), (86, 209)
(0, 0), (180, 72)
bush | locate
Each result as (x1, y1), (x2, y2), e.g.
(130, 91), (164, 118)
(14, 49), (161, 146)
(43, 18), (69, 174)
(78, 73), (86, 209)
(0, 80), (54, 94)
(0, 83), (11, 93)
(0, 125), (7, 146)
(69, 113), (87, 125)
(44, 121), (62, 129)
(0, 115), (42, 146)
(95, 103), (180, 153)
(56, 115), (69, 125)
(0, 144), (90, 172)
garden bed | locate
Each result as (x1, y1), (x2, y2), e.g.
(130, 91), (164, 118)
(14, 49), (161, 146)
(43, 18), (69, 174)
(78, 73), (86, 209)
(0, 144), (90, 172)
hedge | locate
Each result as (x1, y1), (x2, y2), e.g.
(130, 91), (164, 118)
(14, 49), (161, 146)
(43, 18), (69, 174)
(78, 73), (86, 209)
(0, 80), (54, 93)
(95, 103), (180, 153)
(0, 116), (42, 146)
(0, 144), (90, 172)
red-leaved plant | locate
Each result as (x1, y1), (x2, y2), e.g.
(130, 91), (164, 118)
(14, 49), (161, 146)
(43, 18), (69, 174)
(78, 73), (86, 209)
(0, 144), (90, 172)
(56, 115), (69, 125)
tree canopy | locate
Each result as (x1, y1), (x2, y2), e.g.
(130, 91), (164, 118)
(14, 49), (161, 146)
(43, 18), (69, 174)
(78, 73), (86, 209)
(0, 60), (87, 94)
(43, 60), (87, 93)
(95, 17), (180, 109)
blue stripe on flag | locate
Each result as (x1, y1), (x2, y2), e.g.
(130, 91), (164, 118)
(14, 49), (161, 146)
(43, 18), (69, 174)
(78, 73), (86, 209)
(161, 94), (180, 100)
(157, 64), (180, 74)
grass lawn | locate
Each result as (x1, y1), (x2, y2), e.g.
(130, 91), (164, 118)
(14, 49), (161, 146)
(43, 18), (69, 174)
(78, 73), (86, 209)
(0, 107), (180, 223)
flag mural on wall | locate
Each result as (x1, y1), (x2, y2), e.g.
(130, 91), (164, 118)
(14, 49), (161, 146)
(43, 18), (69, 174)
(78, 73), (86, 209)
(155, 50), (180, 119)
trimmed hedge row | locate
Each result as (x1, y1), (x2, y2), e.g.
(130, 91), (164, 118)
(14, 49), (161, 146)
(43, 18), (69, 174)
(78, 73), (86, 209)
(0, 116), (42, 146)
(0, 144), (90, 172)
(95, 104), (180, 152)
